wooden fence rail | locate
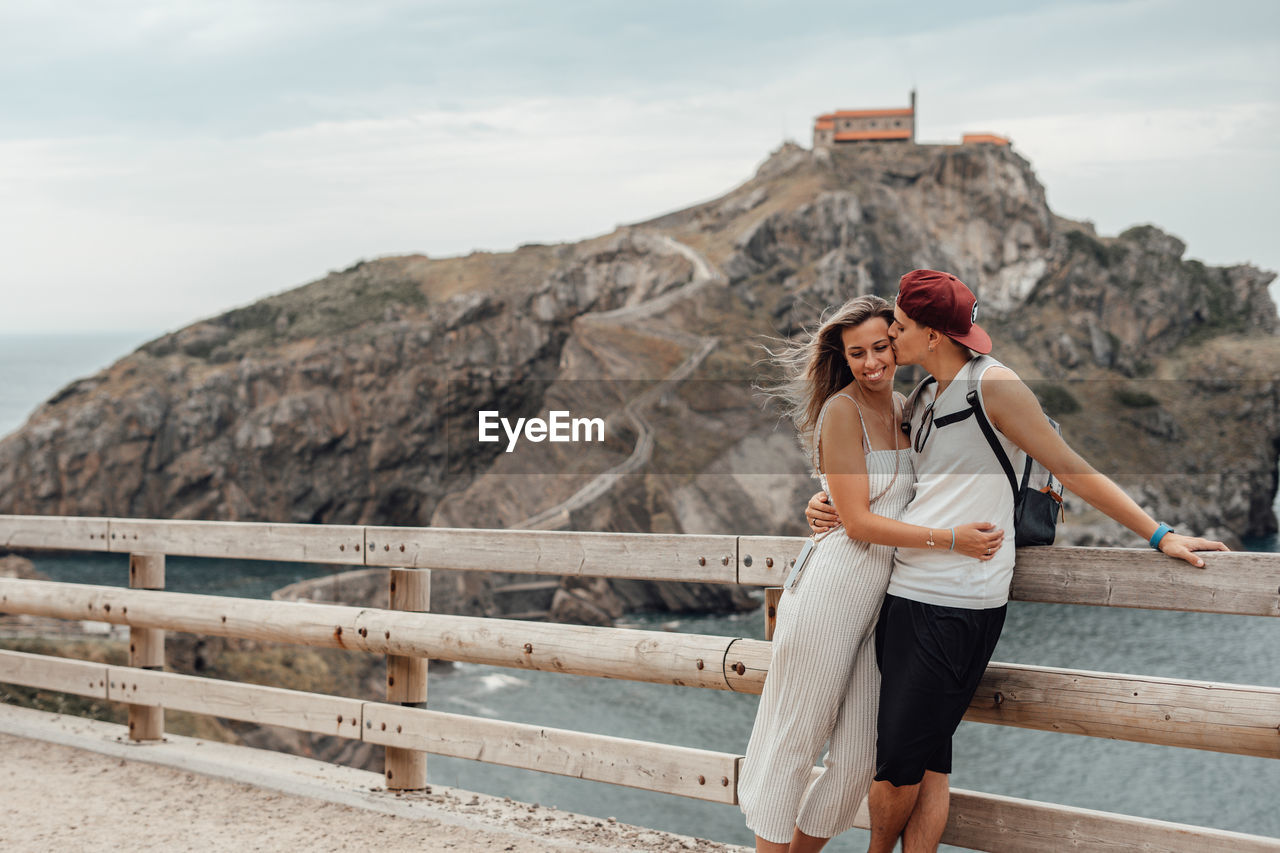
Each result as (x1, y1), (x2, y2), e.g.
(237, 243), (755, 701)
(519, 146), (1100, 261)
(4, 516), (1279, 615)
(1, 578), (1276, 759)
(1, 648), (1276, 852)
(2, 515), (1279, 851)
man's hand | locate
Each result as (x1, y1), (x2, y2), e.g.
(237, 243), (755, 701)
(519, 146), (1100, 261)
(1158, 532), (1229, 568)
(806, 491), (841, 533)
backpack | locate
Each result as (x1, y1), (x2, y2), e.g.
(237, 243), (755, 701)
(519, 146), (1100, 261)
(900, 356), (1064, 547)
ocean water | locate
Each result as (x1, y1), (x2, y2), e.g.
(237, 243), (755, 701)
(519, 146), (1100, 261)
(5, 333), (1280, 848)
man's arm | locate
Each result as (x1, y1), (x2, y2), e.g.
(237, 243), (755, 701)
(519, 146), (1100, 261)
(981, 366), (1228, 567)
(807, 491), (841, 530)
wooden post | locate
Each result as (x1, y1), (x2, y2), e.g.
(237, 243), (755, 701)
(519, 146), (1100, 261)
(385, 568), (430, 790)
(128, 553), (165, 741)
(764, 587), (782, 641)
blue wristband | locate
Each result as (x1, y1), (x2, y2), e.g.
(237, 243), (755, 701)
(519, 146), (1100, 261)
(1149, 522), (1174, 550)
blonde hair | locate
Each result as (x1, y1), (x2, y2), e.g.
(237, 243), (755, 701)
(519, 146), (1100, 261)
(763, 294), (895, 450)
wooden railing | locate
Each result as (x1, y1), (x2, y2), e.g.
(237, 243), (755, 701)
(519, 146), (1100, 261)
(1, 515), (1278, 851)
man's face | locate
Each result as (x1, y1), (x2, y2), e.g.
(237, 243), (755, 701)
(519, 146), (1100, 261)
(889, 305), (925, 366)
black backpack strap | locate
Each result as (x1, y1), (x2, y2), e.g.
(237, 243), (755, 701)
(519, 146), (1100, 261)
(899, 375), (936, 440)
(965, 388), (1019, 501)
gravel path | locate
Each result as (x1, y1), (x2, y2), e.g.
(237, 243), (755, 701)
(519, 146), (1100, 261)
(0, 707), (746, 853)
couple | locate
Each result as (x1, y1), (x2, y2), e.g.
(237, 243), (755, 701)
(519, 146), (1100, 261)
(739, 269), (1225, 853)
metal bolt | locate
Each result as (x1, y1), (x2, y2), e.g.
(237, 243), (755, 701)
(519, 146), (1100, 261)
(104, 604), (110, 612)
(743, 555), (752, 567)
(396, 725), (402, 733)
(698, 557), (706, 566)
(385, 631), (390, 639)
(337, 715), (344, 723)
(366, 721), (372, 728)
(381, 723), (387, 731)
(523, 643), (533, 654)
(390, 581), (396, 593)
(994, 692), (1004, 706)
(721, 555), (730, 566)
(340, 544), (345, 551)
(696, 659), (704, 670)
(766, 558), (774, 568)
(368, 542), (375, 550)
(697, 776), (705, 785)
(355, 545), (360, 551)
(733, 662), (746, 676)
(359, 627), (368, 637)
(400, 545), (405, 552)
(385, 544), (390, 551)
(388, 676), (395, 686)
(386, 770), (394, 780)
(721, 777), (729, 786)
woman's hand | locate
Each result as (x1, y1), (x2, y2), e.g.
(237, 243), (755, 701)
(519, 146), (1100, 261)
(954, 522), (1005, 560)
(1158, 532), (1229, 568)
(806, 491), (841, 532)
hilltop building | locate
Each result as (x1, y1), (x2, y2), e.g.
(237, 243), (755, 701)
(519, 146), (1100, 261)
(961, 132), (1010, 146)
(812, 91), (916, 148)
(812, 92), (1011, 149)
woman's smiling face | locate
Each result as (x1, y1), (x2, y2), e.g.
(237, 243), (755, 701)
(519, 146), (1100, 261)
(841, 316), (896, 392)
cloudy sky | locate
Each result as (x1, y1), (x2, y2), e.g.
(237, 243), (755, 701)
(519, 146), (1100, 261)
(2, 0), (1277, 334)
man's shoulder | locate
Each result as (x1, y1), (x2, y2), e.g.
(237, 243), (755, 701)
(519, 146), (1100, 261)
(977, 357), (1019, 383)
(977, 360), (1021, 394)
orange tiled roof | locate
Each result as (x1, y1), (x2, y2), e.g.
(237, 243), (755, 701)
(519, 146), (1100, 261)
(814, 119), (835, 130)
(962, 133), (1010, 145)
(834, 129), (912, 142)
(831, 108), (914, 118)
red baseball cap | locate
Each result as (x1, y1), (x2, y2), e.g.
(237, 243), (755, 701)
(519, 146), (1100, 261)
(895, 269), (992, 354)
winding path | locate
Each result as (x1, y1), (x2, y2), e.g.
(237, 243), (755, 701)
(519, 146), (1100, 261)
(514, 233), (724, 531)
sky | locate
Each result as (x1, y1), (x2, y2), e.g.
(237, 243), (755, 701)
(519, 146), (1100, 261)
(2, 0), (1277, 335)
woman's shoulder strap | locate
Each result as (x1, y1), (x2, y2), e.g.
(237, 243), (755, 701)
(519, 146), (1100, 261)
(814, 391), (869, 471)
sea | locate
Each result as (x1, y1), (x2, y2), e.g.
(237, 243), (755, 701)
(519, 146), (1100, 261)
(2, 332), (1279, 848)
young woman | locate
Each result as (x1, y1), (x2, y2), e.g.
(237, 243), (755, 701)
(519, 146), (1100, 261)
(740, 295), (1005, 853)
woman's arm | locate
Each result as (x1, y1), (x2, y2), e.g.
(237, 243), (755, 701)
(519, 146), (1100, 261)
(820, 397), (1004, 559)
(981, 367), (1228, 567)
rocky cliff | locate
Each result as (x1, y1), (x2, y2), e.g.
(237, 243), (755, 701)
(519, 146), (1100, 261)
(1, 141), (1276, 614)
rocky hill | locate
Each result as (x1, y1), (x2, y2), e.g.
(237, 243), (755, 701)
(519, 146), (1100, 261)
(1, 141), (1276, 617)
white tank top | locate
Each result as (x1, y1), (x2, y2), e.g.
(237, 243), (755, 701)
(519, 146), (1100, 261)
(888, 357), (1025, 609)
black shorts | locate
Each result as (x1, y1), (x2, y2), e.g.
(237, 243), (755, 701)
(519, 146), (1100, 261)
(873, 593), (1006, 787)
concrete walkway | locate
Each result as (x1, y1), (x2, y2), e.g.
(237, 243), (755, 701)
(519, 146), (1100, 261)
(0, 704), (746, 853)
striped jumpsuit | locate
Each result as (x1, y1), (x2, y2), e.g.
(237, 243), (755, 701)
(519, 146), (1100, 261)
(739, 392), (914, 844)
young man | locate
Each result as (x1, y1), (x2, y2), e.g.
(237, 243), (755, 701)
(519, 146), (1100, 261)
(805, 269), (1226, 853)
